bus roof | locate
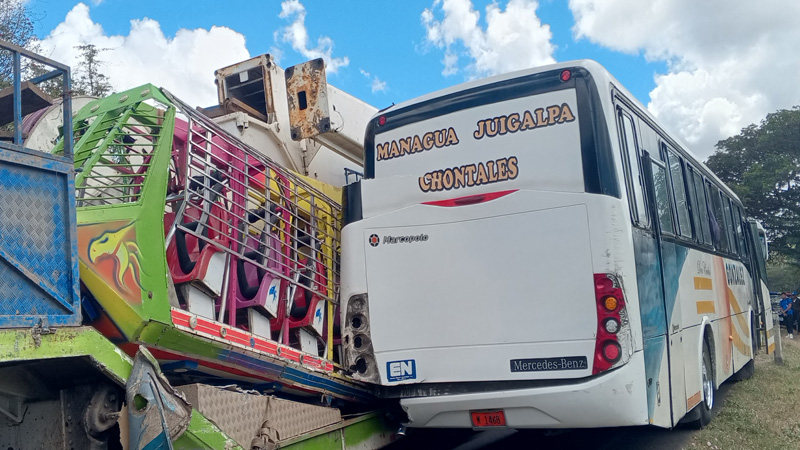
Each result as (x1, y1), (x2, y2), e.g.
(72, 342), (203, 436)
(376, 59), (740, 204)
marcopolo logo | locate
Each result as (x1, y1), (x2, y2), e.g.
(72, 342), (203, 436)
(387, 359), (416, 382)
(368, 234), (380, 247)
(369, 234), (429, 246)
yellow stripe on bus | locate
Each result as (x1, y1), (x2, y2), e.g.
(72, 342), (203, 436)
(696, 301), (716, 314)
(694, 277), (713, 290)
(731, 327), (751, 357)
(728, 288), (750, 333)
(687, 391), (702, 411)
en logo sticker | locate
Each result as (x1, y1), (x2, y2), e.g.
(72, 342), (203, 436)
(387, 359), (416, 382)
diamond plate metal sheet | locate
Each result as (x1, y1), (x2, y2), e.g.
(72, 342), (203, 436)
(178, 384), (269, 447)
(0, 154), (80, 327)
(262, 394), (341, 441)
(177, 384), (341, 446)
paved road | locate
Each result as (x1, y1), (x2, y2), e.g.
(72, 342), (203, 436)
(389, 382), (733, 450)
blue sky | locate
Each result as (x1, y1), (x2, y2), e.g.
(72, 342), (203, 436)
(30, 0), (664, 108)
(29, 0), (800, 160)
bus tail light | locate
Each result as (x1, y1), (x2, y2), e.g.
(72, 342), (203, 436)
(592, 273), (633, 375)
(343, 293), (380, 383)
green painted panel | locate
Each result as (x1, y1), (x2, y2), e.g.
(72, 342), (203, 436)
(343, 414), (393, 447)
(281, 430), (343, 450)
(0, 327), (132, 384)
(174, 410), (244, 450)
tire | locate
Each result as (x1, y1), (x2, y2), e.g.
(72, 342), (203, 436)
(686, 341), (715, 429)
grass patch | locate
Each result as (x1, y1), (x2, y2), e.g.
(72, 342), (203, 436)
(689, 333), (800, 450)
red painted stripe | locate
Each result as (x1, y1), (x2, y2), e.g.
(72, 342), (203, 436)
(171, 309), (333, 372)
(421, 189), (518, 207)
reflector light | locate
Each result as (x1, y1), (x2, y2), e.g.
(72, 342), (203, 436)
(560, 70), (572, 82)
(378, 116), (387, 126)
(603, 342), (621, 362)
(604, 318), (620, 334)
(595, 276), (613, 292)
(592, 273), (629, 374)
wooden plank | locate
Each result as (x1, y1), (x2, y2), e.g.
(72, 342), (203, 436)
(0, 81), (53, 126)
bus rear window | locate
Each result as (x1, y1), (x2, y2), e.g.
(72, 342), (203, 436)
(370, 88), (584, 196)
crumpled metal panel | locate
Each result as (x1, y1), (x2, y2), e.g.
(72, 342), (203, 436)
(285, 58), (331, 141)
(127, 347), (192, 450)
(0, 151), (80, 327)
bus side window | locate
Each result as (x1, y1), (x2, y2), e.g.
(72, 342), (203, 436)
(651, 160), (675, 236)
(617, 109), (648, 227)
(686, 166), (702, 243)
(734, 205), (748, 258)
(706, 183), (729, 252)
(689, 168), (712, 246)
(665, 147), (691, 239)
(723, 196), (738, 255)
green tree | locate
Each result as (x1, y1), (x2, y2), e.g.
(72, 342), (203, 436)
(766, 261), (800, 293)
(706, 106), (800, 262)
(73, 44), (112, 97)
(0, 0), (37, 88)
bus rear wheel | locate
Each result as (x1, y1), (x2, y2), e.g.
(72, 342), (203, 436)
(697, 344), (717, 428)
(688, 342), (715, 429)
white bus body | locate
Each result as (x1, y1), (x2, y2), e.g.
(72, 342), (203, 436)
(340, 60), (772, 429)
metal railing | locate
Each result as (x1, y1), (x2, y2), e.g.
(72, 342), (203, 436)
(164, 90), (341, 305)
(0, 39), (72, 158)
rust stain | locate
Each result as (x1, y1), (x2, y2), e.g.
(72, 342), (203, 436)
(286, 58), (330, 141)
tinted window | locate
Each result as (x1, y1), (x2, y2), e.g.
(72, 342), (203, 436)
(723, 197), (737, 254)
(666, 148), (691, 238)
(734, 205), (747, 258)
(690, 169), (712, 245)
(619, 112), (648, 226)
(707, 184), (729, 252)
(652, 161), (675, 235)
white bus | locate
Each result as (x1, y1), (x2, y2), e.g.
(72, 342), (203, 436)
(339, 60), (773, 430)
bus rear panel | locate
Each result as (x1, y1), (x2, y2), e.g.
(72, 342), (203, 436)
(341, 62), (649, 428)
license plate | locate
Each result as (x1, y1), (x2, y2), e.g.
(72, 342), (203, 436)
(470, 410), (506, 427)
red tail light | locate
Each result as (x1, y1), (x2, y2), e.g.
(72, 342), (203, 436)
(593, 273), (628, 374)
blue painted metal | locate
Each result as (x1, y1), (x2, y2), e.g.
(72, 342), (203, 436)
(0, 40), (80, 327)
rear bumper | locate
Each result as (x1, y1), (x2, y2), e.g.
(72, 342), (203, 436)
(400, 350), (647, 428)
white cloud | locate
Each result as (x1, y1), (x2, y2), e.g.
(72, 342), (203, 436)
(569, 0), (800, 159)
(36, 3), (249, 107)
(277, 0), (349, 73)
(421, 0), (555, 78)
(360, 69), (387, 93)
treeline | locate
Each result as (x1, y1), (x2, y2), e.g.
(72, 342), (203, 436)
(706, 106), (800, 291)
(1, 0), (111, 97)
